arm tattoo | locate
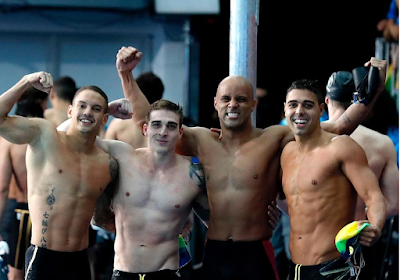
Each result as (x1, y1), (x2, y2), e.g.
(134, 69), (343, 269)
(342, 111), (351, 124)
(92, 156), (119, 233)
(189, 159), (206, 189)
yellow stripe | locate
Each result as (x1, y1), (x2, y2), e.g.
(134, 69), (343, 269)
(139, 274), (146, 280)
(14, 211), (26, 266)
(294, 264), (302, 280)
(26, 215), (32, 249)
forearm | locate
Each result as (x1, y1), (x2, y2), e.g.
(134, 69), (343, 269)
(118, 70), (150, 129)
(366, 194), (387, 230)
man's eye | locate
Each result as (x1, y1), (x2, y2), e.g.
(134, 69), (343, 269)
(152, 123), (161, 128)
(93, 107), (101, 112)
(167, 125), (177, 129)
(79, 104), (85, 109)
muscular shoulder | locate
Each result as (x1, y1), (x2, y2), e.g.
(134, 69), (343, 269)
(352, 126), (395, 153)
(102, 138), (136, 158)
(105, 119), (131, 138)
(261, 124), (294, 149)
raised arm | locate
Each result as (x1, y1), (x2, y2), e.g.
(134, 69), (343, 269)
(0, 72), (52, 144)
(116, 46), (150, 130)
(321, 57), (387, 135)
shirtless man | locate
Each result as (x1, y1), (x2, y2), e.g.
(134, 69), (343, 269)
(0, 72), (118, 280)
(0, 89), (46, 280)
(116, 46), (387, 280)
(90, 99), (209, 280)
(281, 79), (387, 279)
(324, 71), (399, 279)
(105, 71), (164, 148)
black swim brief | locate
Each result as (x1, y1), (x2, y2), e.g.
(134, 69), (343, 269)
(289, 258), (355, 280)
(25, 245), (91, 280)
(200, 239), (277, 280)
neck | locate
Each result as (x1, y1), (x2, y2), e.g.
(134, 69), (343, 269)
(65, 128), (98, 152)
(147, 149), (177, 170)
(219, 121), (256, 148)
(294, 126), (323, 152)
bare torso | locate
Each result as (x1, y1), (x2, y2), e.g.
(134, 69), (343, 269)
(281, 135), (358, 265)
(108, 143), (204, 272)
(106, 119), (146, 149)
(9, 143), (28, 203)
(188, 125), (290, 241)
(27, 131), (113, 252)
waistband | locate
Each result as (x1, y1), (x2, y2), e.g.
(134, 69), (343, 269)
(113, 269), (180, 277)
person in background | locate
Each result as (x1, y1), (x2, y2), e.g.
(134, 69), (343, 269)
(324, 70), (399, 279)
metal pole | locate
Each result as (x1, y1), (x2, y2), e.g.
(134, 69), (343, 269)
(229, 0), (259, 126)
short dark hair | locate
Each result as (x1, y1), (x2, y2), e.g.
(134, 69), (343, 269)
(136, 72), (164, 104)
(73, 86), (109, 113)
(16, 87), (46, 117)
(286, 79), (324, 104)
(53, 76), (77, 103)
(146, 99), (183, 127)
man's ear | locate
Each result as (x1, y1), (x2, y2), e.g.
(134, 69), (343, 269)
(283, 102), (286, 117)
(143, 123), (148, 136)
(102, 114), (109, 126)
(179, 126), (184, 139)
(319, 103), (325, 117)
(67, 104), (73, 118)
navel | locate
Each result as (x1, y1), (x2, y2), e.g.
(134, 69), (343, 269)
(58, 169), (62, 173)
(175, 204), (180, 208)
(254, 175), (258, 179)
(126, 192), (130, 197)
(312, 180), (318, 185)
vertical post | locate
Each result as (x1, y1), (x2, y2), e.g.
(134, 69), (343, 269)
(229, 0), (259, 126)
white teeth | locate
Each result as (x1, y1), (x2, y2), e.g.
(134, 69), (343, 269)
(294, 119), (307, 124)
(81, 119), (91, 123)
(227, 113), (239, 117)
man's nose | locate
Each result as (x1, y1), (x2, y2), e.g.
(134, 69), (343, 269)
(160, 126), (168, 135)
(295, 104), (305, 114)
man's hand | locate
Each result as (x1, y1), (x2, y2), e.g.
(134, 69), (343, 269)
(108, 98), (133, 119)
(210, 128), (222, 141)
(116, 46), (142, 73)
(358, 220), (381, 247)
(364, 57), (387, 94)
(268, 201), (280, 230)
(25, 71), (53, 94)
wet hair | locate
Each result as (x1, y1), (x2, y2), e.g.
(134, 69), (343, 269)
(136, 72), (164, 104)
(53, 76), (77, 103)
(146, 99), (184, 127)
(286, 79), (324, 105)
(16, 87), (46, 117)
(72, 85), (108, 113)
